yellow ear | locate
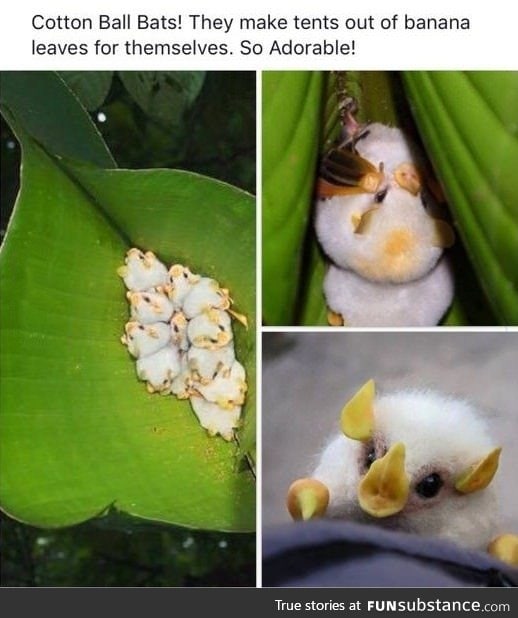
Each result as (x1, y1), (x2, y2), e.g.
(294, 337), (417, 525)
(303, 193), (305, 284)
(340, 379), (375, 441)
(394, 162), (422, 195)
(455, 447), (501, 494)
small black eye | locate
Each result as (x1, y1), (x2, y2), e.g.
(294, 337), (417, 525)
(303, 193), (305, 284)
(183, 272), (188, 279)
(374, 188), (388, 204)
(365, 447), (376, 469)
(415, 473), (443, 498)
(143, 295), (151, 303)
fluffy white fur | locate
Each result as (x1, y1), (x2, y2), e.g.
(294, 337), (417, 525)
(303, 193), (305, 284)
(355, 123), (418, 177)
(136, 344), (181, 392)
(315, 189), (444, 284)
(324, 258), (454, 327)
(312, 389), (500, 551)
(315, 123), (454, 326)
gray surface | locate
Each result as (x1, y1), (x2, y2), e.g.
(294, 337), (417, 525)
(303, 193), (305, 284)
(262, 332), (518, 535)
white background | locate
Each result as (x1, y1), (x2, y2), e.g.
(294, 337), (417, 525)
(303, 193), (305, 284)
(0, 0), (517, 69)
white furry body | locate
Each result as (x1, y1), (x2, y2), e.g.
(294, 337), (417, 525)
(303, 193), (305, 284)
(313, 389), (499, 550)
(324, 258), (454, 327)
(315, 123), (454, 326)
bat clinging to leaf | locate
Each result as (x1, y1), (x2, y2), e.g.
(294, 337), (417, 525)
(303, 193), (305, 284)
(315, 102), (455, 326)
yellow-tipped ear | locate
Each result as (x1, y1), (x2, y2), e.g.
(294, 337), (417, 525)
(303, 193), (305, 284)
(340, 379), (375, 441)
(117, 265), (128, 278)
(455, 447), (501, 494)
(394, 162), (422, 196)
(286, 478), (329, 521)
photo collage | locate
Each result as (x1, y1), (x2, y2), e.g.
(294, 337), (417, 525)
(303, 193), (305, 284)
(0, 69), (517, 589)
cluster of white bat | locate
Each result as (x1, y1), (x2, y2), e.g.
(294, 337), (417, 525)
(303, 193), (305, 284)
(117, 248), (247, 441)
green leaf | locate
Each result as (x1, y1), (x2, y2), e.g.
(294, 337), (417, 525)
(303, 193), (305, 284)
(119, 72), (206, 129)
(0, 71), (115, 168)
(403, 71), (518, 324)
(262, 71), (324, 325)
(0, 131), (255, 531)
(58, 71), (114, 111)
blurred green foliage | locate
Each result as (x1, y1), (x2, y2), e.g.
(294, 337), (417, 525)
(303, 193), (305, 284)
(0, 70), (256, 587)
(1, 71), (255, 236)
(92, 71), (255, 191)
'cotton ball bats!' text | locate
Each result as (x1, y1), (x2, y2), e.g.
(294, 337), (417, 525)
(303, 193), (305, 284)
(30, 13), (470, 57)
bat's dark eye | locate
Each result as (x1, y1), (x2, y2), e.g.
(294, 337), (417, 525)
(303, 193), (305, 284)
(415, 473), (443, 498)
(365, 447), (376, 469)
(374, 188), (388, 203)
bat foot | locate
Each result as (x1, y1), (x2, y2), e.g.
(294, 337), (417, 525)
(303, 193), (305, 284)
(488, 534), (518, 567)
(327, 309), (345, 327)
(286, 478), (330, 521)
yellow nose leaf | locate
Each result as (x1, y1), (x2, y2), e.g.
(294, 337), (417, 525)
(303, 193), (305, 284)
(340, 379), (375, 441)
(358, 442), (409, 518)
(286, 478), (330, 521)
(455, 447), (501, 494)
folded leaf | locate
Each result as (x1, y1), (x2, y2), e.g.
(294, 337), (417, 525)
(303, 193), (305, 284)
(403, 71), (518, 324)
(0, 133), (255, 531)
